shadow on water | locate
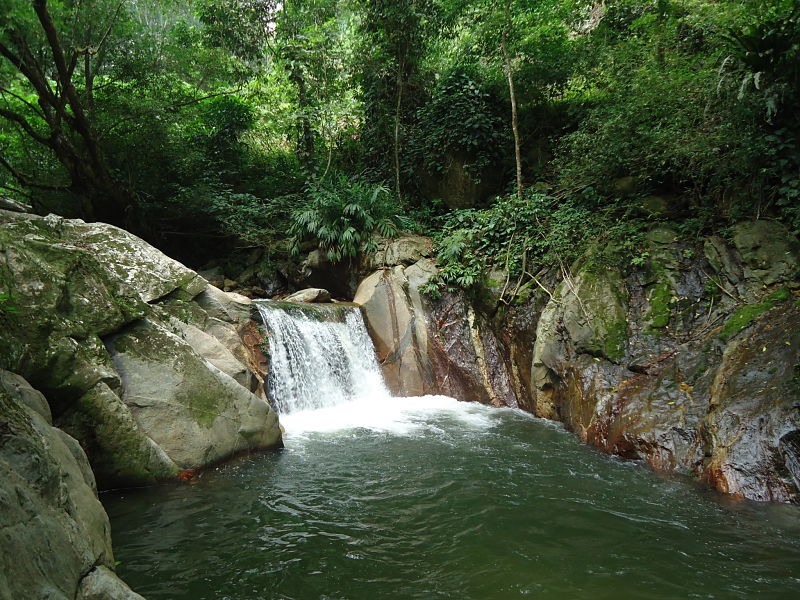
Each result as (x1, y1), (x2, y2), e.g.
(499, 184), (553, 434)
(103, 404), (800, 600)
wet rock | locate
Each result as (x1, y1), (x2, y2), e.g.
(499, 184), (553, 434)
(453, 219), (800, 503)
(195, 285), (253, 324)
(425, 291), (518, 407)
(701, 302), (800, 502)
(355, 250), (519, 406)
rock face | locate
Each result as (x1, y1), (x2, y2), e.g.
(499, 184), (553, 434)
(0, 210), (282, 489)
(507, 220), (800, 502)
(353, 221), (800, 503)
(0, 371), (142, 600)
(420, 152), (502, 209)
(354, 237), (518, 405)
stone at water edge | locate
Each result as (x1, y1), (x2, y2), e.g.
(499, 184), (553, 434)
(1, 373), (141, 600)
(354, 267), (434, 396)
(285, 288), (332, 303)
(107, 318), (281, 470)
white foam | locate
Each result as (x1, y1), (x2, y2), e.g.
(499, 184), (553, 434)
(280, 394), (498, 439)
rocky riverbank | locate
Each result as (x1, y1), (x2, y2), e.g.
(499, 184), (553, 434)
(1, 209), (282, 599)
(350, 224), (800, 503)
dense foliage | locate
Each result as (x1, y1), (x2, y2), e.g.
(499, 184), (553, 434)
(1, 0), (798, 288)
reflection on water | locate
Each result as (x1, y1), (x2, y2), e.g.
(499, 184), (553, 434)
(104, 398), (800, 600)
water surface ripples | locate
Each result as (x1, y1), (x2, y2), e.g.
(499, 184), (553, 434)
(105, 399), (800, 600)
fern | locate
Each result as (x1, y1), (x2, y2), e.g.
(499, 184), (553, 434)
(289, 174), (407, 263)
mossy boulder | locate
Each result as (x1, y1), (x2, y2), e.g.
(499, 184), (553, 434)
(58, 382), (179, 489)
(0, 210), (281, 488)
(564, 268), (629, 362)
(108, 318), (281, 469)
(732, 220), (800, 287)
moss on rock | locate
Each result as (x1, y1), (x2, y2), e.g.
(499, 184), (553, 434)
(719, 286), (792, 341)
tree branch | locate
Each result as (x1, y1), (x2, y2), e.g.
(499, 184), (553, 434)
(0, 87), (45, 120)
(0, 154), (70, 191)
(0, 108), (52, 146)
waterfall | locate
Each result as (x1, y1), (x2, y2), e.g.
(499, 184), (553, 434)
(255, 301), (390, 414)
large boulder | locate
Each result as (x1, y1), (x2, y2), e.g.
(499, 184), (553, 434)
(0, 372), (141, 599)
(354, 266), (435, 396)
(0, 211), (281, 488)
(354, 250), (519, 406)
(530, 266), (629, 421)
(107, 319), (280, 469)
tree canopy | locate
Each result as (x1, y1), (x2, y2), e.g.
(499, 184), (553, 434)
(1, 0), (798, 277)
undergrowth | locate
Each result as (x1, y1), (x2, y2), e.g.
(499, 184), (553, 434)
(423, 189), (651, 296)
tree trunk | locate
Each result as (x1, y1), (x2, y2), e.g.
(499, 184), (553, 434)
(394, 63), (403, 202)
(287, 58), (315, 178)
(501, 5), (523, 203)
(0, 0), (132, 226)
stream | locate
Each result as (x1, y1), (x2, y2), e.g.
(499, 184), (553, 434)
(103, 303), (800, 600)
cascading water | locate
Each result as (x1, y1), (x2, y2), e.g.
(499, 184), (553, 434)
(255, 301), (390, 414)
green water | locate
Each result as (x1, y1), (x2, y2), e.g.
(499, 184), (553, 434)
(104, 400), (800, 600)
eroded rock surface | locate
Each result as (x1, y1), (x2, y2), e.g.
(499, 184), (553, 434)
(512, 220), (800, 502)
(352, 222), (800, 503)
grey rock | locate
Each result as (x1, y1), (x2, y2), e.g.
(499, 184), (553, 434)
(77, 566), (146, 600)
(108, 318), (281, 469)
(0, 375), (127, 600)
(284, 287), (332, 303)
(195, 285), (253, 324)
